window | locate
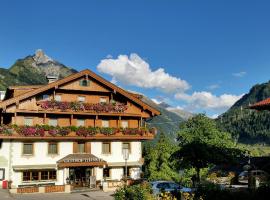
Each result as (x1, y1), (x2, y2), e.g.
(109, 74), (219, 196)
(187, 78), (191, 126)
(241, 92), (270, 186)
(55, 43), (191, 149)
(100, 97), (107, 103)
(55, 95), (61, 102)
(122, 142), (131, 153)
(79, 79), (90, 86)
(102, 142), (111, 154)
(48, 142), (58, 154)
(49, 170), (56, 180)
(0, 168), (5, 181)
(102, 120), (109, 128)
(22, 170), (57, 182)
(23, 171), (31, 181)
(121, 121), (128, 128)
(41, 171), (49, 180)
(103, 168), (110, 178)
(78, 142), (85, 153)
(78, 96), (85, 102)
(43, 94), (50, 100)
(23, 143), (33, 155)
(77, 119), (85, 127)
(32, 171), (39, 181)
(123, 167), (131, 177)
(24, 117), (33, 126)
(49, 118), (58, 127)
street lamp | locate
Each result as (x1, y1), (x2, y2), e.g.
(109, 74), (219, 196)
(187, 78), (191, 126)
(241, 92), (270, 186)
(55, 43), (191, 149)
(122, 148), (129, 184)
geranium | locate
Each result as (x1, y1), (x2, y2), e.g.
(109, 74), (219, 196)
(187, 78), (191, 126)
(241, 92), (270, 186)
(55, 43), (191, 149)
(99, 127), (116, 135)
(17, 126), (45, 137)
(58, 127), (70, 136)
(39, 100), (128, 113)
(76, 128), (89, 137)
(48, 129), (59, 136)
(123, 128), (145, 135)
(58, 102), (70, 111)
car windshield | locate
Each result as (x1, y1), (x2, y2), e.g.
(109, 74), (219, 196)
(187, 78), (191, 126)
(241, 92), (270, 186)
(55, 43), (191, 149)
(156, 182), (170, 189)
(239, 171), (248, 176)
(169, 183), (180, 189)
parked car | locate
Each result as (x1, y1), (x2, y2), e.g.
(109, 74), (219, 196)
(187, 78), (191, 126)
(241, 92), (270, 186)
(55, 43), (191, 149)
(238, 170), (269, 184)
(151, 181), (192, 195)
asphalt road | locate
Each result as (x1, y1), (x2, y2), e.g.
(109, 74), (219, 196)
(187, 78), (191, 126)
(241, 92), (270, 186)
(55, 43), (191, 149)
(0, 189), (114, 200)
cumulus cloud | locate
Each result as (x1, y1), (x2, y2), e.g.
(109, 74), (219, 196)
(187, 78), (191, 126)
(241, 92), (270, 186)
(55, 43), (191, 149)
(97, 54), (190, 93)
(210, 114), (219, 119)
(207, 84), (220, 90)
(232, 71), (247, 77)
(151, 98), (162, 104)
(175, 91), (243, 111)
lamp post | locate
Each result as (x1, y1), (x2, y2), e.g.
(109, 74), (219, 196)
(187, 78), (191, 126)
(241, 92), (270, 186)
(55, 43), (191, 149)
(122, 148), (129, 185)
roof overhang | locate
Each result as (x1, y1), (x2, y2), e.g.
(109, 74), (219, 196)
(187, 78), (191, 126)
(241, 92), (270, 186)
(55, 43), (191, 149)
(13, 164), (57, 171)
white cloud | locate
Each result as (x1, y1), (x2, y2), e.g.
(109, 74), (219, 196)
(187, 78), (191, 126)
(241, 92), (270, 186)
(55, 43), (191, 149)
(210, 114), (219, 119)
(207, 84), (220, 90)
(151, 98), (162, 104)
(175, 91), (243, 111)
(97, 54), (190, 93)
(232, 71), (247, 77)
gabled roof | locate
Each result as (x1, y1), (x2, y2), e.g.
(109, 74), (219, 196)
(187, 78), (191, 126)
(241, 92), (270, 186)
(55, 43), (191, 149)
(0, 69), (160, 116)
(249, 97), (270, 110)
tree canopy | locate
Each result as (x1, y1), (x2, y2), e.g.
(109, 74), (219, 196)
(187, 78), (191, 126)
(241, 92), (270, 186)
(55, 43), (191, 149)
(172, 114), (244, 182)
(144, 133), (179, 181)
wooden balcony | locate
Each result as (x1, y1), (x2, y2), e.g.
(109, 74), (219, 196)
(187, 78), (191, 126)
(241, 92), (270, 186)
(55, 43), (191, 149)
(0, 126), (157, 141)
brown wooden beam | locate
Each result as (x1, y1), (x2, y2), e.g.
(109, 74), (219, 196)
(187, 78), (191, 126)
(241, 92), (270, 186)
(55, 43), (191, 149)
(58, 161), (107, 168)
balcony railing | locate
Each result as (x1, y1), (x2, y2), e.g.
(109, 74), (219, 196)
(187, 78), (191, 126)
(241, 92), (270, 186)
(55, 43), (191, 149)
(0, 125), (157, 139)
(37, 100), (128, 113)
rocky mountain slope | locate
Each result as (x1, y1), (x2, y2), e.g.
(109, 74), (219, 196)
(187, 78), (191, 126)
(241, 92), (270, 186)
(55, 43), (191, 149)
(0, 49), (76, 90)
(217, 81), (270, 144)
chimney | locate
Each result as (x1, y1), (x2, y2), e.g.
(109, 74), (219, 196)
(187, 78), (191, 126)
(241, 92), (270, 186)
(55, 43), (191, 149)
(46, 75), (59, 83)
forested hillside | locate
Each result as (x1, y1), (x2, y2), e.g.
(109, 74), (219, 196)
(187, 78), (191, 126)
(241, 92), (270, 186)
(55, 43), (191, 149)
(217, 81), (270, 144)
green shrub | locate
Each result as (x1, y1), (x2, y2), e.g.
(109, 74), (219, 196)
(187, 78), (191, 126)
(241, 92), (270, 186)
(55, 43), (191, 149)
(114, 182), (154, 200)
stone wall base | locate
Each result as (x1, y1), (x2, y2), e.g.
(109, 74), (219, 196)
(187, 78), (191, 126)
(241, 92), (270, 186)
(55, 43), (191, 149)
(9, 185), (71, 194)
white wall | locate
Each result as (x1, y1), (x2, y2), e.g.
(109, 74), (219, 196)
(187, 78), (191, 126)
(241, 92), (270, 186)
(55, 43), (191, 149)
(0, 140), (11, 185)
(91, 141), (142, 163)
(9, 141), (73, 188)
(0, 140), (143, 188)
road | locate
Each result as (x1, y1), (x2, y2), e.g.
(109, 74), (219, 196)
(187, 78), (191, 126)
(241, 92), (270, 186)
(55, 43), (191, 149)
(0, 189), (114, 200)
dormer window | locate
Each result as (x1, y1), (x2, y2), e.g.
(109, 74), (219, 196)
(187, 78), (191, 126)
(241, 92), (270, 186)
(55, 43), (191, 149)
(79, 79), (90, 87)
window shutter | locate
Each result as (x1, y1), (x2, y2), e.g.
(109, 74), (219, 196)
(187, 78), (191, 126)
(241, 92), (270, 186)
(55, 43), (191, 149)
(85, 142), (91, 153)
(73, 142), (78, 153)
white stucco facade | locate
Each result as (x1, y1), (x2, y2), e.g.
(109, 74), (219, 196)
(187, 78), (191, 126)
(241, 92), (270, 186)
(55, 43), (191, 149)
(0, 140), (142, 188)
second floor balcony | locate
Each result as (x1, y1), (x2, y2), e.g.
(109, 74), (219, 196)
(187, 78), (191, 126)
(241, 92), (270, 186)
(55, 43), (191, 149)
(0, 125), (157, 140)
(37, 100), (128, 113)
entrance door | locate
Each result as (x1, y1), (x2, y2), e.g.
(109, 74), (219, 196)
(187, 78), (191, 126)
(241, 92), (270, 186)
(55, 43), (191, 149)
(69, 167), (94, 188)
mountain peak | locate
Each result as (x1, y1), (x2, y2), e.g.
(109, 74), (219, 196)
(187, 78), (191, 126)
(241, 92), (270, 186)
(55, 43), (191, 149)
(158, 102), (171, 109)
(33, 49), (53, 64)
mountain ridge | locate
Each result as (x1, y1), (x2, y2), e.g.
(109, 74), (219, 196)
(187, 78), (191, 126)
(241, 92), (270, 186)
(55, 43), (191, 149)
(217, 80), (270, 144)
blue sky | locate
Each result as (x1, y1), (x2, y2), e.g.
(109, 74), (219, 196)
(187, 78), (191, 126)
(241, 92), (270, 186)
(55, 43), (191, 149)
(1, 0), (270, 117)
